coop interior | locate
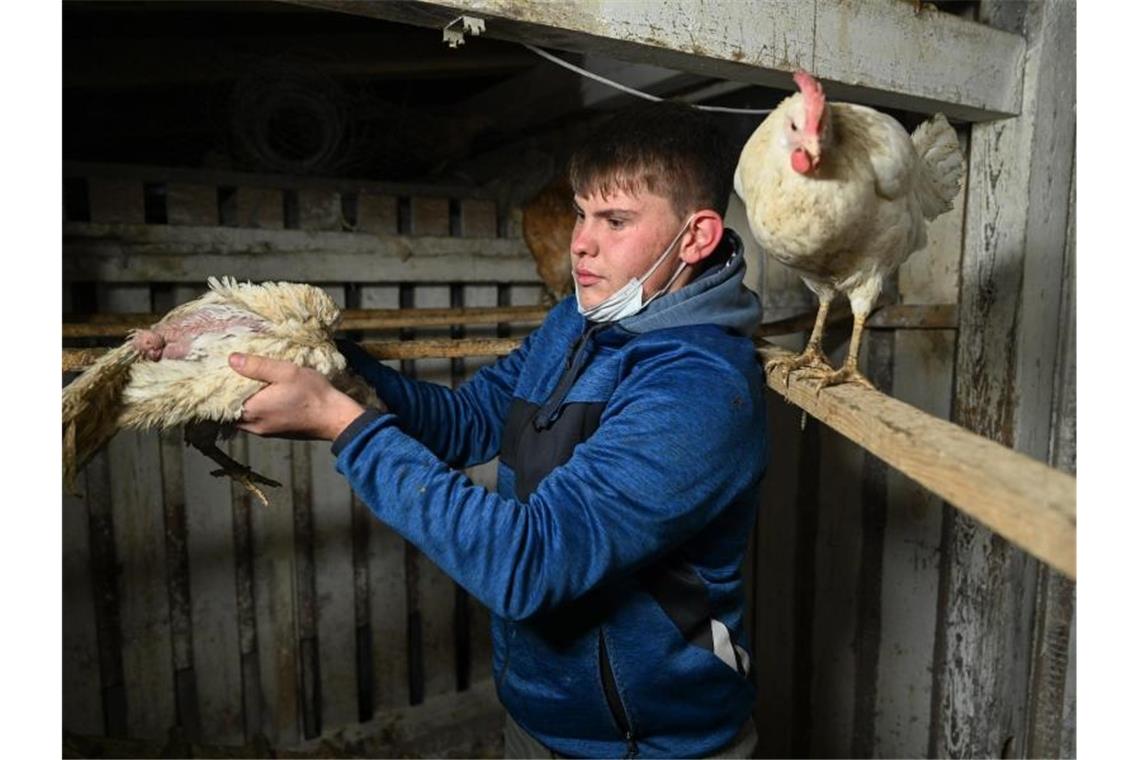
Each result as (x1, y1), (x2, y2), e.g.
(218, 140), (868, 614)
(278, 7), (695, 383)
(62, 2), (1075, 758)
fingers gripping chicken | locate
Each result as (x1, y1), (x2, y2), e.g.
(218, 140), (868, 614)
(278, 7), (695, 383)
(734, 70), (964, 390)
(62, 276), (373, 506)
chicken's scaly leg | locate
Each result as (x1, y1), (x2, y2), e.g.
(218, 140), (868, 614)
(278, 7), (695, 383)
(184, 423), (281, 507)
(764, 296), (835, 387)
(798, 310), (876, 393)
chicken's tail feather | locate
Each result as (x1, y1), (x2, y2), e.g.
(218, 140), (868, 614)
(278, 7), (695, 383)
(62, 343), (138, 491)
(911, 113), (964, 219)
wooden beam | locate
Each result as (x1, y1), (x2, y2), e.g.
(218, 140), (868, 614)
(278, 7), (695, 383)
(65, 161), (496, 201)
(756, 341), (1075, 580)
(63, 303), (954, 338)
(63, 305), (550, 338)
(63, 223), (538, 284)
(286, 0), (1025, 121)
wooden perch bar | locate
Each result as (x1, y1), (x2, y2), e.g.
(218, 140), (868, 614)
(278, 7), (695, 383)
(757, 340), (1076, 579)
(62, 303), (955, 339)
(62, 305), (550, 338)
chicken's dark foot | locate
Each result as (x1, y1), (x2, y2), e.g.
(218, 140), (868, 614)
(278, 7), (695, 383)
(797, 363), (877, 395)
(209, 463), (281, 508)
(764, 346), (833, 389)
(185, 425), (282, 507)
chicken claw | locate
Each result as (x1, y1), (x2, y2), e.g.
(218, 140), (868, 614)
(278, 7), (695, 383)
(210, 464), (281, 508)
(764, 347), (834, 389)
(797, 364), (876, 395)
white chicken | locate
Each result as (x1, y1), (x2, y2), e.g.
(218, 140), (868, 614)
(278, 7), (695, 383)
(734, 70), (964, 389)
(63, 276), (371, 505)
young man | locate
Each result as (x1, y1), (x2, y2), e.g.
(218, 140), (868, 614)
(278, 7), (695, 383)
(231, 101), (769, 758)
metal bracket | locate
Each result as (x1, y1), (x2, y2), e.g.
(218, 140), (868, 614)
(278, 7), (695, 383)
(442, 15), (486, 48)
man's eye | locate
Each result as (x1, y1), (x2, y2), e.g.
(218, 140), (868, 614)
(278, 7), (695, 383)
(607, 218), (625, 230)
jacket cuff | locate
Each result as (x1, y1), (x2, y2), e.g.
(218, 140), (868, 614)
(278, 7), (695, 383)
(331, 407), (387, 456)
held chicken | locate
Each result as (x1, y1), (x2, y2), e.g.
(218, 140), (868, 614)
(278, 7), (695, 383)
(62, 276), (373, 506)
(734, 70), (964, 390)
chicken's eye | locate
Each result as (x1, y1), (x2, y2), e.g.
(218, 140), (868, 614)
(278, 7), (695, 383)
(791, 122), (799, 132)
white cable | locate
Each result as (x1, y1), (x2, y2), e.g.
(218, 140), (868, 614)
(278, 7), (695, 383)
(521, 43), (773, 116)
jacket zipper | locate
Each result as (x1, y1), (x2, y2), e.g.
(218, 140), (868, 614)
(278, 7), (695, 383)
(598, 630), (639, 758)
(533, 323), (607, 430)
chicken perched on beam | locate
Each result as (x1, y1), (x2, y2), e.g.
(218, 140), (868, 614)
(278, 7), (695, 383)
(734, 69), (964, 390)
(62, 276), (372, 505)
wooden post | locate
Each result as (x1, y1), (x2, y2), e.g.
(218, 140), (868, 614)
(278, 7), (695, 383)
(931, 2), (1077, 758)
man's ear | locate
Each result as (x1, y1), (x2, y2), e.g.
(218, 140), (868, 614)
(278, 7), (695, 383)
(680, 210), (724, 264)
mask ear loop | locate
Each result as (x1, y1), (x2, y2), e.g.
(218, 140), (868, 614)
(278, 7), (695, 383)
(640, 216), (695, 309)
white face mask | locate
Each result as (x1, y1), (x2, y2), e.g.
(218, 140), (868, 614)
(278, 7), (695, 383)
(576, 215), (694, 323)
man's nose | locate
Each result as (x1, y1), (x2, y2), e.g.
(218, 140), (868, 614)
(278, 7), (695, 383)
(571, 221), (596, 257)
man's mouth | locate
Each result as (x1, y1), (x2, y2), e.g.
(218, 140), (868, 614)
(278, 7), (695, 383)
(575, 269), (601, 286)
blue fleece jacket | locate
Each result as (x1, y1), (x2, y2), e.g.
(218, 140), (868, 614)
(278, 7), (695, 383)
(334, 229), (768, 758)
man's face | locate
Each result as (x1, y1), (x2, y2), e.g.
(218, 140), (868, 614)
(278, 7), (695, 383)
(570, 187), (689, 311)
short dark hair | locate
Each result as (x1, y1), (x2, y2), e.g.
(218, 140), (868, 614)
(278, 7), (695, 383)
(567, 100), (734, 217)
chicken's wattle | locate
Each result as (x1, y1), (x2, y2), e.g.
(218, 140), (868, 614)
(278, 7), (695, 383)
(791, 148), (813, 174)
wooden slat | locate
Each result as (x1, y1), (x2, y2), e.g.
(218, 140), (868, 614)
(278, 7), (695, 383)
(62, 222), (538, 283)
(871, 161), (964, 757)
(65, 160), (496, 201)
(289, 0), (1024, 121)
(298, 188), (342, 231)
(461, 284), (499, 687)
(63, 469), (104, 736)
(307, 284), (359, 730)
(85, 449), (128, 736)
(88, 178), (144, 224)
(809, 393), (863, 757)
(248, 435), (300, 744)
(757, 341), (1075, 580)
(63, 305), (551, 337)
(167, 184), (218, 226)
(408, 285), (458, 702)
(183, 426), (245, 745)
(356, 192), (397, 235)
(411, 197), (450, 237)
(236, 187), (284, 230)
(102, 285), (176, 741)
(360, 284), (411, 710)
(933, 3), (1076, 756)
(159, 426), (200, 739)
(751, 394), (808, 758)
(460, 199), (497, 238)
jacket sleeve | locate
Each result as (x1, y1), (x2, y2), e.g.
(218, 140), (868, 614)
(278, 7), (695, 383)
(336, 329), (537, 468)
(334, 343), (768, 622)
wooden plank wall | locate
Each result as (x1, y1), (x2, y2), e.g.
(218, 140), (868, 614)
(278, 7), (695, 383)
(62, 166), (542, 751)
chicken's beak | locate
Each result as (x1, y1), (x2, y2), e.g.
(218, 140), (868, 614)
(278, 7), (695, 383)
(804, 137), (822, 169)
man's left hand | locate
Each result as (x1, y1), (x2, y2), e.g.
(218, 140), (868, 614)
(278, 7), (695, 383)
(229, 353), (375, 441)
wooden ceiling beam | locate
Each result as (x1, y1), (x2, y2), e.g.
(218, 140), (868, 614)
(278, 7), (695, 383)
(283, 0), (1024, 121)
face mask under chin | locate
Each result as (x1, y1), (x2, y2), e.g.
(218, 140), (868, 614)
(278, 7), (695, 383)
(576, 215), (694, 323)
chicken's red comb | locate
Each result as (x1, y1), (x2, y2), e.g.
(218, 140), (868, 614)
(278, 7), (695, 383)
(793, 69), (826, 136)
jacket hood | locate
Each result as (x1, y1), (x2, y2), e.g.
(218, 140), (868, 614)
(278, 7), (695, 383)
(616, 227), (762, 336)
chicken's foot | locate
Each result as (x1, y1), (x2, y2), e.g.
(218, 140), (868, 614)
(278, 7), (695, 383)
(764, 298), (835, 388)
(797, 311), (877, 394)
(185, 426), (281, 507)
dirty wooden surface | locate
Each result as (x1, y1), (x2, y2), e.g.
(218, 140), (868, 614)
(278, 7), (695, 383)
(931, 2), (1077, 757)
(288, 0), (1024, 121)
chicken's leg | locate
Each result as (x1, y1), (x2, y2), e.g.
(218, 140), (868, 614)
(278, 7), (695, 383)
(184, 422), (281, 507)
(764, 296), (835, 387)
(798, 310), (876, 393)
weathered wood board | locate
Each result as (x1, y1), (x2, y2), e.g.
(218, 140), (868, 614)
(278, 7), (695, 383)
(289, 0), (1024, 121)
(100, 284), (176, 741)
